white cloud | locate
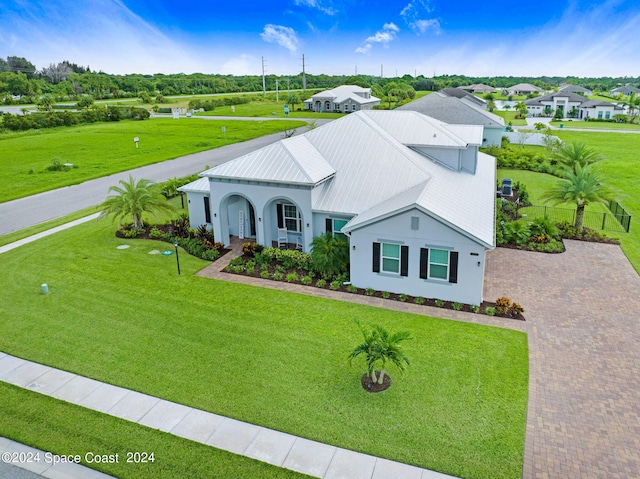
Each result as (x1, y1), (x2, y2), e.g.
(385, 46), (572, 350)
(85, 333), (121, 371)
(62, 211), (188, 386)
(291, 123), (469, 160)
(400, 1), (433, 19)
(294, 0), (336, 15)
(260, 24), (299, 53)
(355, 44), (371, 54)
(411, 19), (440, 35)
(364, 23), (399, 45)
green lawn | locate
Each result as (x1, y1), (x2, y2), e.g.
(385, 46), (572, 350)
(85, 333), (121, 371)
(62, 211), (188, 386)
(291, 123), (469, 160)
(0, 383), (310, 479)
(550, 120), (640, 131)
(0, 118), (305, 203)
(497, 129), (639, 270)
(0, 218), (529, 479)
(196, 101), (344, 119)
(494, 110), (527, 126)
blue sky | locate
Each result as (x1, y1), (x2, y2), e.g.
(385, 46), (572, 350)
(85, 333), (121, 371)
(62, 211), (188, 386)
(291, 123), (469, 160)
(1, 0), (639, 77)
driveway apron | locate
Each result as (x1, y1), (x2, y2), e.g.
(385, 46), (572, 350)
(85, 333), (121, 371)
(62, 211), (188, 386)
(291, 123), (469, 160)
(484, 240), (640, 479)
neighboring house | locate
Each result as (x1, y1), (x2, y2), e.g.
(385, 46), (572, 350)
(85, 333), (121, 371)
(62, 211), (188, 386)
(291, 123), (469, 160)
(303, 85), (380, 113)
(396, 91), (505, 146)
(526, 91), (622, 119)
(506, 83), (543, 96)
(558, 84), (592, 96)
(179, 110), (496, 305)
(609, 84), (640, 96)
(458, 84), (496, 94)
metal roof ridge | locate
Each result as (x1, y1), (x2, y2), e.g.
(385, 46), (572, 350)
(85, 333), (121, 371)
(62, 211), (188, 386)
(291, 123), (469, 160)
(280, 135), (335, 184)
(356, 112), (437, 176)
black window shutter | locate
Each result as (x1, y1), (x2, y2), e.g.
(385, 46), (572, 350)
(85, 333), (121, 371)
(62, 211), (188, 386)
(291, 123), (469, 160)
(204, 196), (211, 223)
(419, 248), (428, 279)
(449, 251), (459, 283)
(372, 242), (380, 273)
(276, 203), (283, 228)
(400, 245), (409, 277)
(325, 218), (333, 233)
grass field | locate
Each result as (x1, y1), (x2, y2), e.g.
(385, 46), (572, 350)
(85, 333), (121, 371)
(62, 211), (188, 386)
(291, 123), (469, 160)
(494, 110), (527, 126)
(0, 383), (309, 479)
(196, 101), (344, 119)
(550, 120), (640, 130)
(0, 118), (305, 203)
(0, 217), (529, 479)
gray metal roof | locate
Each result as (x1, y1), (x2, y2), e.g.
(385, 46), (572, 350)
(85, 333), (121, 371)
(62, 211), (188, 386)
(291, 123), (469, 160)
(439, 88), (486, 106)
(508, 83), (542, 92)
(200, 135), (336, 186)
(580, 100), (623, 110)
(397, 92), (505, 129)
(178, 177), (209, 193)
(341, 150), (496, 248)
(196, 110), (496, 248)
(558, 84), (591, 94)
(525, 91), (587, 106)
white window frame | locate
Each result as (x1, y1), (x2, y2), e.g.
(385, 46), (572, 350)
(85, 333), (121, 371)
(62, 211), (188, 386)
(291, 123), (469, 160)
(381, 243), (401, 275)
(282, 203), (301, 233)
(428, 248), (450, 280)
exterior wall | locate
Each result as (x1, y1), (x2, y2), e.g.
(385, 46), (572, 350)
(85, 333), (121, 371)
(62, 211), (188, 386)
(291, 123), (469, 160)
(208, 179), (314, 251)
(312, 213), (354, 237)
(348, 209), (488, 305)
(186, 192), (211, 229)
(580, 106), (617, 120)
(483, 127), (503, 147)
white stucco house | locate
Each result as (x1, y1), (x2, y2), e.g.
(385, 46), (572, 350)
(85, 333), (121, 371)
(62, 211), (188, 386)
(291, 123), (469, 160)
(179, 110), (496, 305)
(526, 91), (623, 119)
(303, 85), (380, 113)
(506, 83), (543, 96)
(396, 91), (505, 146)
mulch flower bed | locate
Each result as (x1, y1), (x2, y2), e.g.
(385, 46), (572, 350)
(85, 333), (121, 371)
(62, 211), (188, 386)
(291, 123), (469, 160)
(361, 373), (391, 393)
(224, 254), (526, 321)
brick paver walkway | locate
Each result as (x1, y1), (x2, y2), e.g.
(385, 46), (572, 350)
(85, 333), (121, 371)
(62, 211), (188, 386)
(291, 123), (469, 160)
(202, 238), (640, 478)
(485, 240), (640, 479)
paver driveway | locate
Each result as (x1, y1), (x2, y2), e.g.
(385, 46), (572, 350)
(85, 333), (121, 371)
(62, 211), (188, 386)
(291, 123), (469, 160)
(484, 240), (640, 479)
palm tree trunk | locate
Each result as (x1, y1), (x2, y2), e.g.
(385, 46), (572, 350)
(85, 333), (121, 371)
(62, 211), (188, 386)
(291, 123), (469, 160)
(377, 368), (386, 384)
(370, 369), (377, 383)
(575, 204), (585, 230)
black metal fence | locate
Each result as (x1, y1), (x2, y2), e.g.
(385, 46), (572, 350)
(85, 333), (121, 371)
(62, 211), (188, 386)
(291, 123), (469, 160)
(608, 200), (632, 233)
(517, 203), (631, 233)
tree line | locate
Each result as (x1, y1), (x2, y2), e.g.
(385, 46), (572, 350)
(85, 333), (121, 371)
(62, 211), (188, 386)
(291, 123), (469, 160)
(1, 55), (639, 105)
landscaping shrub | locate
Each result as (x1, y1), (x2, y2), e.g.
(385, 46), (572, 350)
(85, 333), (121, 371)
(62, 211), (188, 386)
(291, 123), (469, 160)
(260, 270), (270, 279)
(365, 287), (375, 296)
(315, 279), (327, 288)
(346, 284), (358, 293)
(414, 296), (425, 305)
(286, 272), (299, 283)
(329, 280), (341, 290)
(272, 272), (283, 281)
(452, 302), (462, 311)
(435, 299), (444, 307)
(301, 276), (313, 285)
(399, 293), (408, 302)
(381, 291), (390, 299)
(485, 307), (496, 316)
(310, 232), (349, 279)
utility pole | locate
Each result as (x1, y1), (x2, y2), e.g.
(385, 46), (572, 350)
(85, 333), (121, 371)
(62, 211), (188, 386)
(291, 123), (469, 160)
(355, 65), (358, 75)
(302, 54), (307, 95)
(261, 56), (266, 98)
(276, 79), (279, 102)
(380, 64), (383, 78)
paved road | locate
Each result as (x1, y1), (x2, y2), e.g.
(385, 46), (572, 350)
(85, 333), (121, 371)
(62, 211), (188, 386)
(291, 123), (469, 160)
(0, 123), (321, 236)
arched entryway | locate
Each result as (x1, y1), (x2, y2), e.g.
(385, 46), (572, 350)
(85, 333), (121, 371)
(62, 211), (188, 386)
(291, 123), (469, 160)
(219, 194), (257, 245)
(263, 197), (308, 251)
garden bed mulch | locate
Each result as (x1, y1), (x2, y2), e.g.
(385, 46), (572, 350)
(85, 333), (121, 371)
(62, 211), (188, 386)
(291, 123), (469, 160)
(224, 255), (526, 321)
(115, 225), (232, 260)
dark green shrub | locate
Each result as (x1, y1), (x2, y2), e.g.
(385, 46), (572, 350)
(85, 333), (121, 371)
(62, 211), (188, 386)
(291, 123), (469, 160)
(346, 284), (358, 293)
(301, 276), (313, 285)
(315, 279), (327, 288)
(365, 287), (375, 296)
(414, 296), (425, 305)
(286, 272), (299, 283)
(381, 291), (390, 299)
(329, 280), (341, 290)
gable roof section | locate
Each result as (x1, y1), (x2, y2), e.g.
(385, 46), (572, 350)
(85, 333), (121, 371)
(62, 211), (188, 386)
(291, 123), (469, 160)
(306, 85), (379, 104)
(508, 83), (542, 92)
(558, 84), (591, 94)
(440, 88), (486, 106)
(200, 135), (335, 186)
(397, 92), (504, 129)
(580, 100), (623, 110)
(525, 90), (587, 106)
(342, 151), (497, 248)
(364, 109), (482, 147)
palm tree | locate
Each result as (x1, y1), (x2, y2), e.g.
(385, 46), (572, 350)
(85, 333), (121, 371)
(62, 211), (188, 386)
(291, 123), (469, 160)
(99, 176), (175, 229)
(550, 141), (604, 172)
(349, 321), (412, 385)
(541, 164), (612, 229)
(310, 232), (349, 279)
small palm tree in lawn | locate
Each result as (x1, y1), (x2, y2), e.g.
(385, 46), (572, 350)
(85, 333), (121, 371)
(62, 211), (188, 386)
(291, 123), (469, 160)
(99, 176), (175, 230)
(348, 321), (412, 387)
(541, 163), (613, 230)
(551, 141), (604, 172)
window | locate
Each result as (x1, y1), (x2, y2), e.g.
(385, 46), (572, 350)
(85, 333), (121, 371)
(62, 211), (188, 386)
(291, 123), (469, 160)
(382, 243), (401, 273)
(352, 104), (356, 111)
(372, 242), (409, 276)
(429, 249), (449, 279)
(277, 203), (301, 232)
(605, 111), (611, 119)
(204, 196), (211, 223)
(419, 248), (458, 283)
(598, 111), (603, 119)
(333, 219), (348, 237)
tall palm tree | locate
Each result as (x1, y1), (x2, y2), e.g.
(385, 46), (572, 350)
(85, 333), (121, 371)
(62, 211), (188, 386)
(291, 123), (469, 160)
(349, 321), (412, 385)
(99, 176), (175, 229)
(551, 141), (604, 172)
(541, 164), (612, 229)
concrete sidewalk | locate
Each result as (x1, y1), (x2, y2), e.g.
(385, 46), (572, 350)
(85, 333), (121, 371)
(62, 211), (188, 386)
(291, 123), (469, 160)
(0, 352), (457, 479)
